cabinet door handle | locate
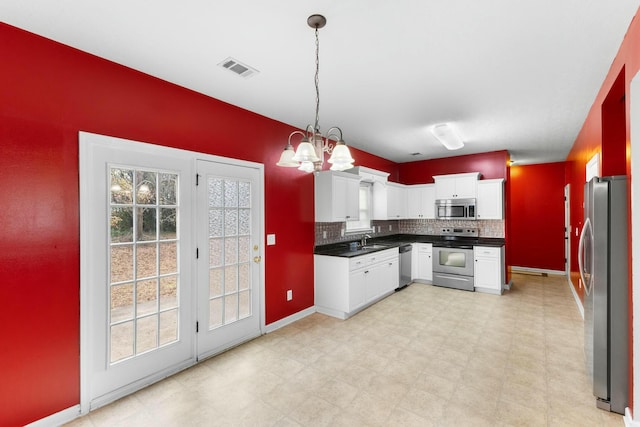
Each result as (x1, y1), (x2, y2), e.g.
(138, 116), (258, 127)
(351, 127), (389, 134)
(365, 270), (369, 274)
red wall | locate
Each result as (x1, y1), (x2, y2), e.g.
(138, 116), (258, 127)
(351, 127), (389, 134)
(509, 162), (566, 271)
(398, 150), (510, 184)
(0, 23), (397, 425)
(565, 8), (640, 410)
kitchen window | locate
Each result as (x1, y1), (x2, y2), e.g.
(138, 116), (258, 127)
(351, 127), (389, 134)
(346, 182), (372, 232)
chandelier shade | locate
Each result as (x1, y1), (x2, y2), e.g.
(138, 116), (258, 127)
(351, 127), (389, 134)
(276, 143), (300, 167)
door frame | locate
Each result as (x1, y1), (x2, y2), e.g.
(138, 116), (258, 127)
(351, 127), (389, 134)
(79, 131), (265, 414)
(564, 184), (570, 278)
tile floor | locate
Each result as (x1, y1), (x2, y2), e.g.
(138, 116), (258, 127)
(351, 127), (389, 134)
(66, 273), (624, 426)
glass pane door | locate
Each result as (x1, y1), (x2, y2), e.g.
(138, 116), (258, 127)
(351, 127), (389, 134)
(109, 168), (180, 363)
(207, 177), (253, 329)
(196, 160), (262, 359)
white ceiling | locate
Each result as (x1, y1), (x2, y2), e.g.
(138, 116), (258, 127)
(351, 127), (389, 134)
(2, 1), (640, 165)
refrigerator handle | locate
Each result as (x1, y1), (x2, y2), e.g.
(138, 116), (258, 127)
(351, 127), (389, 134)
(578, 217), (593, 295)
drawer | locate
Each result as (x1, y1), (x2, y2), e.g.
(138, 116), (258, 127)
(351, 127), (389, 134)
(349, 248), (398, 271)
(473, 246), (501, 258)
(349, 256), (369, 271)
(415, 243), (432, 253)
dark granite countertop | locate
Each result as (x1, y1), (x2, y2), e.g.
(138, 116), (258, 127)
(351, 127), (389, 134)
(314, 234), (505, 258)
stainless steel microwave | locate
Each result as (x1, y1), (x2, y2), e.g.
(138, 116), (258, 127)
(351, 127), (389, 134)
(435, 198), (477, 220)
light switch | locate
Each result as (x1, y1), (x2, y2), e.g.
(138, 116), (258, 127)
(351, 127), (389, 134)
(267, 234), (276, 245)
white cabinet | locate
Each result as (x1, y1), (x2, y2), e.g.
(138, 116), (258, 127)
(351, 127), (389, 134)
(476, 179), (504, 220)
(411, 243), (433, 282)
(387, 182), (407, 219)
(314, 171), (360, 222)
(315, 248), (399, 319)
(474, 246), (504, 295)
(378, 255), (399, 295)
(406, 184), (436, 219)
(434, 172), (480, 200)
(372, 181), (388, 220)
(344, 166), (390, 220)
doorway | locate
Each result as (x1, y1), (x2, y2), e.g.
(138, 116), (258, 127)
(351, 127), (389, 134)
(80, 132), (264, 412)
(564, 184), (570, 278)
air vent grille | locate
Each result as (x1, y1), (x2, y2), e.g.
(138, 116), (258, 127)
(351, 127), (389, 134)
(218, 57), (259, 78)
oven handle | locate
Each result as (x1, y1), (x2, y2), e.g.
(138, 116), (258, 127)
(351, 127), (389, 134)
(433, 244), (473, 250)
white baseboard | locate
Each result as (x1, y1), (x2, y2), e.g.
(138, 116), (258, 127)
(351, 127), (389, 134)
(625, 408), (640, 427)
(264, 306), (316, 333)
(511, 266), (565, 276)
(26, 405), (80, 427)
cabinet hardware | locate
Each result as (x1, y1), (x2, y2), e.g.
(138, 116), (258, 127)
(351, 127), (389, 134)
(253, 256), (262, 263)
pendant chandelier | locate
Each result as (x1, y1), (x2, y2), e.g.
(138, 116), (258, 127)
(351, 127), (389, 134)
(276, 14), (355, 173)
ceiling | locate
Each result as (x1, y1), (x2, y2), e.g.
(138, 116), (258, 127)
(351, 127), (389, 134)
(2, 1), (640, 165)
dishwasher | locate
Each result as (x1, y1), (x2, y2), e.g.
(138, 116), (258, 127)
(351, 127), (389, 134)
(398, 244), (412, 290)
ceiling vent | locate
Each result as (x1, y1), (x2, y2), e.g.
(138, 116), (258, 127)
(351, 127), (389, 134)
(218, 57), (259, 78)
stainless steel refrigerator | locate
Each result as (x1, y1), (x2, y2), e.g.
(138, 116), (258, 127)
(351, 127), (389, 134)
(579, 175), (629, 414)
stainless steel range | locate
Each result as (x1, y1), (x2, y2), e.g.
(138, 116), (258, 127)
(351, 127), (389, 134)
(432, 228), (478, 292)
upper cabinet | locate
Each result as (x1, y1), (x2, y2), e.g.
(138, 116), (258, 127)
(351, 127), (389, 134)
(434, 172), (480, 200)
(386, 182), (408, 219)
(406, 184), (436, 219)
(476, 178), (504, 220)
(346, 166), (390, 220)
(314, 171), (360, 222)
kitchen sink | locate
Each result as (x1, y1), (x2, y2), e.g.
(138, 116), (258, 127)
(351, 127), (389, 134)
(360, 244), (389, 250)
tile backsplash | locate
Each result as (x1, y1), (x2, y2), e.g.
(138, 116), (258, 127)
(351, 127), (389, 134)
(315, 219), (505, 246)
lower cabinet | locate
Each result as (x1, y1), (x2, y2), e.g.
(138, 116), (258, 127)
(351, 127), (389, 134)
(315, 248), (399, 319)
(411, 243), (433, 283)
(474, 246), (505, 294)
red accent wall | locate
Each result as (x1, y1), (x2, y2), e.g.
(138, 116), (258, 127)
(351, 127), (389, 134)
(565, 8), (640, 412)
(509, 162), (566, 271)
(0, 23), (397, 425)
(398, 150), (510, 184)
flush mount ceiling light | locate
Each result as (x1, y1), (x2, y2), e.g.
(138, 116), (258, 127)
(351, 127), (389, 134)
(431, 123), (464, 150)
(276, 14), (355, 173)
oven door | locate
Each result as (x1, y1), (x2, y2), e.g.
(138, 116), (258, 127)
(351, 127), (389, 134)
(432, 246), (474, 277)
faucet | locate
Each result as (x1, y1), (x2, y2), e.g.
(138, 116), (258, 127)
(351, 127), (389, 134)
(361, 234), (372, 247)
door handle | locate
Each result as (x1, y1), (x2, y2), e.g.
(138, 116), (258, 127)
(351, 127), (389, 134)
(253, 256), (261, 263)
(578, 217), (593, 295)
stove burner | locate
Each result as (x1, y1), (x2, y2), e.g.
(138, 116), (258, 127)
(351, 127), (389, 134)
(435, 227), (479, 248)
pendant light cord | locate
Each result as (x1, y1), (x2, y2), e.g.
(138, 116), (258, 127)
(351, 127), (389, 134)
(314, 26), (320, 134)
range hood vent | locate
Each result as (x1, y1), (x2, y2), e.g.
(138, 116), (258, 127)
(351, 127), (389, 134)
(218, 57), (259, 78)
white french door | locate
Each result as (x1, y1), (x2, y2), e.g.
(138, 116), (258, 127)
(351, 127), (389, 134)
(80, 133), (264, 412)
(195, 160), (263, 359)
(80, 133), (195, 409)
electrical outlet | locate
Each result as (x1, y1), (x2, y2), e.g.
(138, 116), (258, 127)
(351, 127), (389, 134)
(286, 290), (293, 301)
(378, 226), (381, 233)
(323, 231), (327, 239)
(389, 225), (392, 231)
(341, 229), (345, 237)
